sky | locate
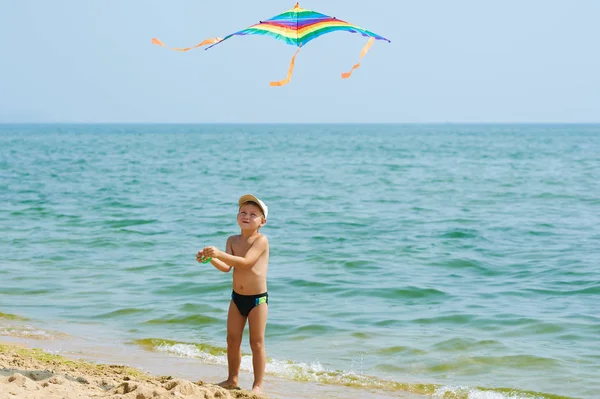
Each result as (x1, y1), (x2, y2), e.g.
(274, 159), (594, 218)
(0, 0), (599, 123)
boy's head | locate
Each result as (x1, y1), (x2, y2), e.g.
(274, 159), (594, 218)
(238, 194), (268, 227)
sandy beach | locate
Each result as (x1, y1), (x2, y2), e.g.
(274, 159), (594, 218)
(0, 343), (264, 399)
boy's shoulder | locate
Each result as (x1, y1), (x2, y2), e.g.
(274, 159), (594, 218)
(258, 233), (268, 244)
(253, 234), (269, 251)
(256, 232), (268, 241)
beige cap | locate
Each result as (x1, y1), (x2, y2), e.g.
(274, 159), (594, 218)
(238, 194), (268, 219)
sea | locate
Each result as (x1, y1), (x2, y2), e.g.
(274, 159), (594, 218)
(1, 123), (599, 399)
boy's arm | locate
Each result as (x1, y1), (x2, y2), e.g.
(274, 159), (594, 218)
(210, 258), (232, 273)
(209, 236), (234, 273)
(214, 235), (268, 270)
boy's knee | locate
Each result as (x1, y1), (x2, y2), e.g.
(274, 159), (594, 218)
(227, 334), (242, 347)
(249, 338), (264, 352)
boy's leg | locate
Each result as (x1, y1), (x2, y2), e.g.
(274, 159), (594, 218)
(219, 300), (247, 389)
(248, 302), (268, 393)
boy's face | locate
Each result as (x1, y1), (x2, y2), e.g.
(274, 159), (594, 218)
(237, 203), (266, 230)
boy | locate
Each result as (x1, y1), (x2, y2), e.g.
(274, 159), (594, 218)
(197, 194), (270, 394)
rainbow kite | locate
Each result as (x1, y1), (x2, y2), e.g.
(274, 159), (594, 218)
(152, 2), (390, 86)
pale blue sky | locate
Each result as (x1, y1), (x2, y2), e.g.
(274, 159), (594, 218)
(1, 0), (598, 123)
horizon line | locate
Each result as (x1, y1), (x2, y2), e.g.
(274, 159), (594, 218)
(1, 122), (600, 125)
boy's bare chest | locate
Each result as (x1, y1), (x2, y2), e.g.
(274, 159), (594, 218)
(231, 238), (254, 256)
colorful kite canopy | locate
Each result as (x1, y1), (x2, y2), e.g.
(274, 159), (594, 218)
(152, 2), (390, 86)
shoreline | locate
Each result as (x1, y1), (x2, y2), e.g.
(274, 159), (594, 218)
(0, 313), (427, 399)
(0, 335), (422, 399)
(0, 311), (582, 399)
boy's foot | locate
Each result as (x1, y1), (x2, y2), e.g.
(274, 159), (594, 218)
(217, 379), (240, 390)
(252, 385), (262, 394)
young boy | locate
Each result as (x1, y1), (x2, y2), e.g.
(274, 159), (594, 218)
(196, 194), (270, 394)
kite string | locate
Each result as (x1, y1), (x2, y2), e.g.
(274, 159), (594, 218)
(341, 37), (376, 79)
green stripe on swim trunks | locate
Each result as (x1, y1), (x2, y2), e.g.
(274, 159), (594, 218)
(256, 296), (267, 305)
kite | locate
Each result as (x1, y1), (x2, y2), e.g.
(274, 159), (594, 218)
(152, 2), (390, 86)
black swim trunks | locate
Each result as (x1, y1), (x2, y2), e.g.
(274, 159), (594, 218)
(231, 291), (268, 317)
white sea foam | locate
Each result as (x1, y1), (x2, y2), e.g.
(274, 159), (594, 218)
(0, 325), (59, 340)
(435, 385), (543, 399)
(152, 342), (380, 387)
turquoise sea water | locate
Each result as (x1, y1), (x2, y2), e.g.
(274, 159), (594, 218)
(1, 124), (599, 399)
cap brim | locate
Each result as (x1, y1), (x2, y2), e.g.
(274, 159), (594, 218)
(238, 194), (268, 219)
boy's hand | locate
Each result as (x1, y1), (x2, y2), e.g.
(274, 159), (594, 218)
(201, 246), (221, 260)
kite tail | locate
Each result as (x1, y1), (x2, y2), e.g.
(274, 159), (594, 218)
(151, 37), (222, 52)
(341, 37), (375, 79)
(270, 47), (301, 87)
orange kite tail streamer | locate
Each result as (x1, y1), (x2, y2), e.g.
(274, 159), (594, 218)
(270, 47), (301, 87)
(151, 37), (222, 52)
(341, 37), (376, 79)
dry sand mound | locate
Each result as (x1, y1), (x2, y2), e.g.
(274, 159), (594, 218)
(0, 344), (265, 399)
